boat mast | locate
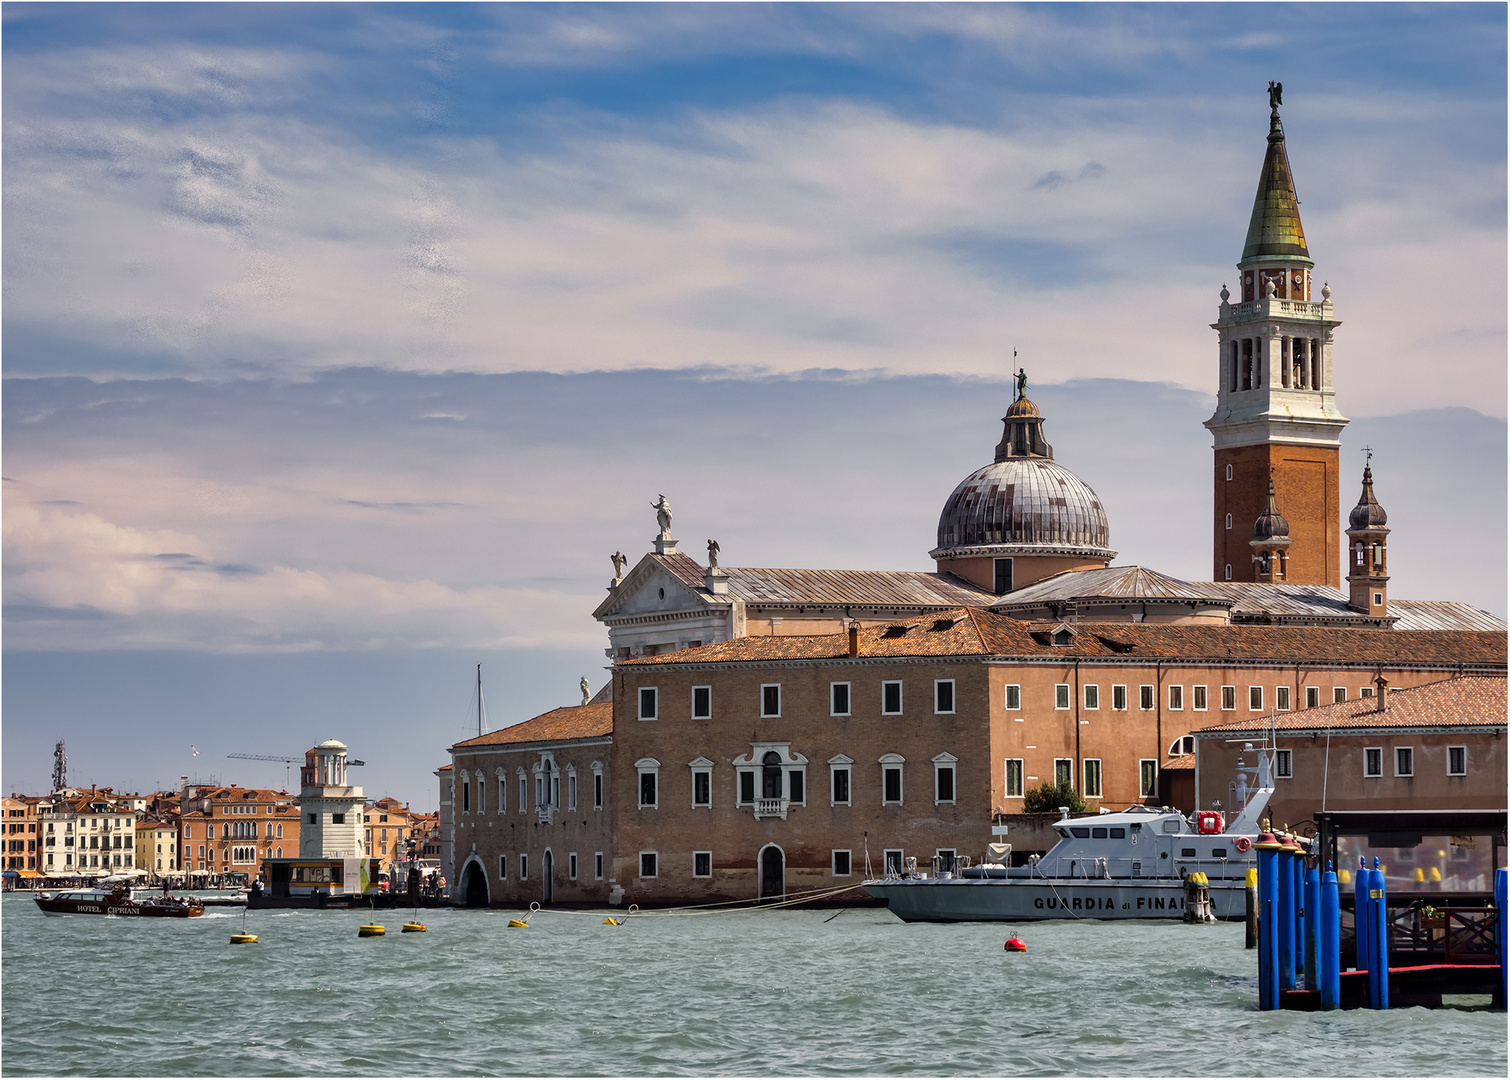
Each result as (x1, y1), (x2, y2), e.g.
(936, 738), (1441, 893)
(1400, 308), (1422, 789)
(477, 664), (485, 738)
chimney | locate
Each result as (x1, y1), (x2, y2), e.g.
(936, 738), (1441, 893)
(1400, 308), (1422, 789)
(848, 624), (860, 657)
(1374, 674), (1389, 712)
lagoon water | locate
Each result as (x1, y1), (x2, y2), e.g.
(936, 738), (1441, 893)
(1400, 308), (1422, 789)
(2, 893), (1505, 1077)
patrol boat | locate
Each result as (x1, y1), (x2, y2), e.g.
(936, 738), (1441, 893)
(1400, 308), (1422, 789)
(864, 748), (1281, 922)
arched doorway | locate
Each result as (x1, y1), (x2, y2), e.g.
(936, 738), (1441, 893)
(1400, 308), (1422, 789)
(460, 859), (489, 908)
(759, 845), (784, 899)
(542, 850), (554, 905)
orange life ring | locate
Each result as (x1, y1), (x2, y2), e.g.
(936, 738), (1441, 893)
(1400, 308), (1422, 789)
(1234, 836), (1252, 853)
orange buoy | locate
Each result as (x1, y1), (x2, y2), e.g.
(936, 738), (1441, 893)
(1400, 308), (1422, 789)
(1004, 937), (1027, 952)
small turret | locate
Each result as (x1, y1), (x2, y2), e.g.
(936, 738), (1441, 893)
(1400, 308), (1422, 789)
(1346, 458), (1389, 616)
(1249, 477), (1291, 583)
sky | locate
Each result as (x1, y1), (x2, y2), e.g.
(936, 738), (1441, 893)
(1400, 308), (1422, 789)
(3, 3), (1505, 809)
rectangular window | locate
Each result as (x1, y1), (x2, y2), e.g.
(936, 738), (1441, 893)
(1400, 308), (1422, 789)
(1083, 759), (1102, 799)
(935, 680), (955, 714)
(519, 774), (527, 812)
(1395, 747), (1414, 777)
(935, 765), (955, 804)
(638, 686), (658, 720)
(831, 765), (851, 805)
(1333, 687), (1347, 704)
(739, 771), (755, 804)
(1139, 760), (1157, 797)
(1192, 685), (1207, 711)
(520, 853), (528, 880)
(1275, 749), (1292, 778)
(639, 852), (658, 878)
(788, 770), (805, 804)
(1004, 759), (1024, 798)
(883, 766), (903, 804)
(882, 681), (903, 715)
(1361, 686), (1375, 699)
(639, 772), (657, 808)
(936, 849), (957, 873)
(993, 557), (1013, 595)
(1249, 686), (1263, 711)
(693, 851), (712, 878)
(331, 813), (345, 825)
(1084, 684), (1099, 710)
(499, 855), (508, 880)
(1306, 686), (1321, 709)
(1168, 685), (1183, 710)
(691, 686), (711, 719)
(1222, 685), (1237, 711)
(595, 852), (604, 880)
(1054, 758), (1072, 787)
(594, 773), (603, 810)
(1112, 685), (1127, 711)
(884, 850), (904, 876)
(568, 852), (578, 880)
(761, 684), (781, 717)
(568, 774), (577, 811)
(1004, 685), (1021, 711)
(1447, 745), (1467, 777)
(692, 771), (711, 807)
(832, 850), (852, 877)
(1055, 684), (1071, 710)
(1276, 686), (1292, 711)
(1139, 685), (1155, 711)
(830, 682), (851, 716)
(1364, 747), (1383, 778)
(461, 780), (470, 813)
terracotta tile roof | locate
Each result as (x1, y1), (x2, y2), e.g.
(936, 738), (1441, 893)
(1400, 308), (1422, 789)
(1195, 675), (1507, 733)
(1163, 754), (1196, 771)
(619, 606), (1508, 668)
(451, 701), (612, 751)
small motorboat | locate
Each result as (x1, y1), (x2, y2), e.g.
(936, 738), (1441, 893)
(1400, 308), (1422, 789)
(36, 883), (205, 918)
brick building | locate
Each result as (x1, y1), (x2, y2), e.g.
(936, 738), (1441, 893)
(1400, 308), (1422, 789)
(179, 785), (299, 884)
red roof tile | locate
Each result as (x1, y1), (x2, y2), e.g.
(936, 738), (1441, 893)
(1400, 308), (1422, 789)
(1196, 675), (1507, 733)
(451, 701), (612, 750)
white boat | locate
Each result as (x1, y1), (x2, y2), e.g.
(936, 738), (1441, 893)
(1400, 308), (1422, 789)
(865, 747), (1286, 922)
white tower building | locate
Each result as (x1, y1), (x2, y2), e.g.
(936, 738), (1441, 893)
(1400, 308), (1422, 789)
(297, 740), (364, 859)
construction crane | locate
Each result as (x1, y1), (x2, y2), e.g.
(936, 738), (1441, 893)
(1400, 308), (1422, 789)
(227, 751), (367, 789)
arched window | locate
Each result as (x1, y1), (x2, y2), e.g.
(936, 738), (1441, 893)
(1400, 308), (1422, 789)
(1225, 464), (1233, 481)
(1225, 513), (1232, 530)
(1224, 564), (1232, 581)
(762, 752), (783, 800)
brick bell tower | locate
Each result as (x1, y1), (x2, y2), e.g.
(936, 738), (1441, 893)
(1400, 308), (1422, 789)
(1206, 83), (1347, 586)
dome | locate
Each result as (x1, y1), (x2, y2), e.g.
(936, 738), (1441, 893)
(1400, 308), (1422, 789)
(932, 457), (1113, 558)
(1348, 465), (1388, 530)
(1251, 479), (1291, 545)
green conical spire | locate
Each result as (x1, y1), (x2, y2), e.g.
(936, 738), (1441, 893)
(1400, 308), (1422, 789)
(1242, 106), (1309, 262)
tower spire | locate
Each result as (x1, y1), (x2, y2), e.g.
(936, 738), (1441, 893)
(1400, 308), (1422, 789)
(1346, 459), (1390, 617)
(1243, 87), (1309, 264)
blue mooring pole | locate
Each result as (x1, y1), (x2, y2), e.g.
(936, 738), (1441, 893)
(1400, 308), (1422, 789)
(1495, 867), (1507, 1011)
(1368, 857), (1389, 1010)
(1354, 855), (1371, 981)
(1255, 831), (1282, 1011)
(1277, 842), (1296, 991)
(1304, 862), (1320, 992)
(1319, 864), (1340, 1011)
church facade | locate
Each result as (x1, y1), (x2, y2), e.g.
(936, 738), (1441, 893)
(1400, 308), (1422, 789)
(444, 91), (1505, 909)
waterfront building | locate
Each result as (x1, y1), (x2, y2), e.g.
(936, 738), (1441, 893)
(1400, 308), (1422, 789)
(177, 783), (298, 884)
(40, 790), (140, 878)
(2, 797), (40, 879)
(297, 741), (363, 859)
(1194, 675), (1508, 831)
(134, 814), (181, 879)
(362, 796), (416, 874)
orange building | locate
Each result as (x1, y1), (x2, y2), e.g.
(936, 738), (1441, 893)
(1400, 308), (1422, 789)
(179, 785), (299, 884)
(362, 797), (416, 874)
(2, 796), (41, 879)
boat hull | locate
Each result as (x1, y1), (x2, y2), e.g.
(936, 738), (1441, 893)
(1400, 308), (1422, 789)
(35, 894), (204, 918)
(863, 877), (1249, 922)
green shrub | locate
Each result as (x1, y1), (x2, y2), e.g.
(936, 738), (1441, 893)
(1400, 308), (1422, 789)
(1022, 780), (1087, 815)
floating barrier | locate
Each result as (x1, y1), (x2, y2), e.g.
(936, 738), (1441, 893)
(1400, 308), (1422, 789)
(1004, 937), (1026, 952)
(358, 924), (385, 937)
(230, 933), (258, 944)
(401, 922), (426, 933)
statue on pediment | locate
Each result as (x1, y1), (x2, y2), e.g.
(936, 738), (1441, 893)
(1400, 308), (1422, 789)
(652, 495), (673, 539)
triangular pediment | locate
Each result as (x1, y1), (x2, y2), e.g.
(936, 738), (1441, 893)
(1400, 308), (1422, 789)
(592, 553), (720, 621)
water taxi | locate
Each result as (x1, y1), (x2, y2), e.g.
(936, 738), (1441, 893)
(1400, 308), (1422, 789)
(35, 884), (205, 918)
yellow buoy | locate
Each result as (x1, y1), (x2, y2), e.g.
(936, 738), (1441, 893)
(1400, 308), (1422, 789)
(1338, 868), (1352, 884)
(603, 917), (621, 925)
(508, 918), (529, 927)
(402, 922), (426, 933)
(230, 933), (258, 944)
(359, 924), (385, 937)
(1413, 868), (1425, 882)
(1429, 866), (1442, 882)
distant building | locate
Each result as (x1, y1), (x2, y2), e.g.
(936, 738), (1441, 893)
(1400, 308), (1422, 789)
(134, 815), (180, 879)
(297, 741), (363, 859)
(362, 796), (416, 874)
(178, 782), (298, 884)
(2, 797), (40, 879)
(1194, 675), (1507, 830)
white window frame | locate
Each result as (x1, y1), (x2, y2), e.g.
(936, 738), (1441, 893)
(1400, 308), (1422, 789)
(882, 680), (903, 715)
(635, 758), (661, 809)
(496, 769), (507, 814)
(1112, 684), (1127, 711)
(594, 852), (604, 880)
(691, 685), (712, 720)
(518, 769), (528, 814)
(692, 851), (712, 878)
(689, 757), (713, 808)
(1004, 758), (1024, 798)
(1275, 749), (1293, 778)
(1276, 686), (1292, 712)
(1054, 758), (1073, 787)
(1447, 745), (1468, 777)
(1333, 687), (1347, 703)
(1004, 684), (1021, 711)
(1082, 758), (1102, 799)
(1192, 685), (1208, 711)
(1306, 686), (1321, 709)
(592, 762), (604, 810)
(520, 853), (528, 880)
(498, 854), (508, 881)
(1168, 685), (1183, 711)
(830, 682), (851, 717)
(638, 686), (658, 721)
(1364, 747), (1383, 778)
(1361, 686), (1375, 699)
(1054, 684), (1071, 710)
(831, 849), (852, 877)
(1249, 685), (1263, 711)
(639, 851), (658, 878)
(761, 684), (781, 718)
(1139, 759), (1157, 797)
(934, 679), (956, 715)
(883, 849), (904, 876)
(568, 852), (578, 881)
(1394, 746), (1414, 778)
(932, 753), (958, 805)
(1139, 685), (1155, 711)
(880, 754), (905, 805)
(1222, 685), (1237, 711)
(1083, 684), (1099, 710)
(828, 755), (853, 807)
(736, 768), (756, 806)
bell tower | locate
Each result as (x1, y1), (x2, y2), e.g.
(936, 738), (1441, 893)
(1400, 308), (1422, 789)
(1206, 84), (1347, 586)
(1345, 456), (1390, 616)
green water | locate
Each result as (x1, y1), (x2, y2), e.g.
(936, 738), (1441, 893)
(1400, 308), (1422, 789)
(2, 894), (1504, 1076)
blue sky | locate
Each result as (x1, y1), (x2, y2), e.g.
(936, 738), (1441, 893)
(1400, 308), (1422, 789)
(4, 3), (1505, 808)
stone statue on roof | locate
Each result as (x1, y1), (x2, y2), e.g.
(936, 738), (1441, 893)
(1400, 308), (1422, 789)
(611, 550), (627, 583)
(1268, 80), (1282, 109)
(580, 676), (591, 707)
(707, 538), (720, 569)
(652, 494), (673, 539)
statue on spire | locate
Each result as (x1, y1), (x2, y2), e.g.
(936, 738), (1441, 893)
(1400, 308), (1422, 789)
(1268, 80), (1283, 110)
(1015, 367), (1028, 401)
